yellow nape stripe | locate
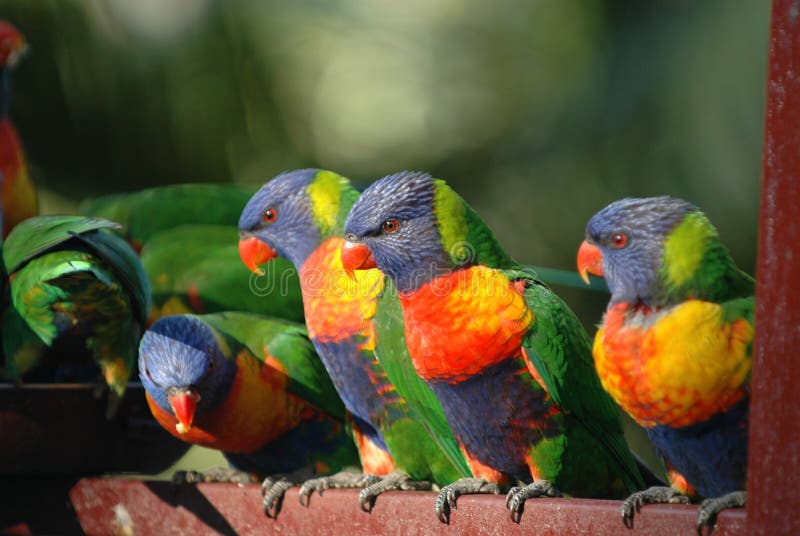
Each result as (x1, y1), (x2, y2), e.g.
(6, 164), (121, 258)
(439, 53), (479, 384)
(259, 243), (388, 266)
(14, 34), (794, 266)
(662, 212), (716, 288)
(433, 180), (468, 259)
(307, 170), (345, 236)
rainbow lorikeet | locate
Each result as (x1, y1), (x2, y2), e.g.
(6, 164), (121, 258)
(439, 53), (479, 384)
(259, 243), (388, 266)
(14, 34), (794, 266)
(238, 169), (471, 513)
(577, 197), (751, 531)
(0, 21), (37, 237)
(139, 312), (359, 517)
(342, 171), (647, 522)
(79, 183), (256, 252)
(2, 216), (150, 417)
(141, 224), (303, 324)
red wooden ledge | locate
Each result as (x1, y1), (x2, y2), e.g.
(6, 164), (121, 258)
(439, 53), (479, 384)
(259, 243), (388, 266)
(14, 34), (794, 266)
(69, 478), (746, 535)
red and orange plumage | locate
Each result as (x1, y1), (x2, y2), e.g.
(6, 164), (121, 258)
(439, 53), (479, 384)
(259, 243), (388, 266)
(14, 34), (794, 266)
(146, 348), (320, 453)
(0, 21), (37, 237)
(299, 236), (394, 474)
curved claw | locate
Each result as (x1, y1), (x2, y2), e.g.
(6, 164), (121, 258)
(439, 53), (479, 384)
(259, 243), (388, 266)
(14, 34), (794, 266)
(358, 488), (377, 513)
(297, 471), (381, 508)
(296, 478), (328, 507)
(696, 491), (746, 535)
(434, 486), (456, 524)
(506, 486), (523, 523)
(505, 480), (561, 523)
(435, 478), (496, 524)
(262, 478), (292, 519)
(621, 486), (690, 529)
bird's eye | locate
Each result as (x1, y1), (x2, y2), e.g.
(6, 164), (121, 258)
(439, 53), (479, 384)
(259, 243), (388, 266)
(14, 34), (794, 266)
(143, 361), (158, 385)
(382, 218), (399, 234)
(611, 233), (627, 248)
(263, 208), (277, 223)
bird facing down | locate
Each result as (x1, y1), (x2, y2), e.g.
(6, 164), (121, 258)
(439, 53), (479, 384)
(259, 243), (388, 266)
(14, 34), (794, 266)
(139, 312), (359, 517)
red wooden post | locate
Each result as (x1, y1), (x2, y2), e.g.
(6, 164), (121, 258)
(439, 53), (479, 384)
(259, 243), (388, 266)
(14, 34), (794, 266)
(748, 0), (800, 533)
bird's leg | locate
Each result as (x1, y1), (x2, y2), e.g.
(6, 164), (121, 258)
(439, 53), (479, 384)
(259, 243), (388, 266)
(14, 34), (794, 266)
(298, 468), (382, 507)
(505, 480), (562, 522)
(696, 491), (746, 535)
(357, 471), (432, 513)
(260, 465), (317, 519)
(173, 467), (258, 486)
(621, 486), (690, 528)
(435, 477), (502, 524)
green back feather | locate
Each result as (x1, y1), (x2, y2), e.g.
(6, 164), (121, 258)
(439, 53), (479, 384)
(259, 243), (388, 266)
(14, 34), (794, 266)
(141, 225), (304, 323)
(3, 215), (120, 274)
(504, 267), (646, 493)
(198, 312), (346, 420)
(67, 230), (151, 326)
(4, 249), (138, 406)
(79, 183), (256, 245)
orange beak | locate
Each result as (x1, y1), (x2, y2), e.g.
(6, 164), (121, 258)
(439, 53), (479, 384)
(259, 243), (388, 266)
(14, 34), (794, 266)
(577, 240), (604, 284)
(340, 241), (377, 273)
(238, 236), (277, 275)
(167, 388), (200, 434)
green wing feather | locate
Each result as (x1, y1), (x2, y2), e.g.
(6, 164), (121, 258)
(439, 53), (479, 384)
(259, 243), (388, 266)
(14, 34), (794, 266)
(4, 250), (139, 414)
(2, 216), (149, 417)
(199, 311), (345, 420)
(3, 215), (120, 274)
(504, 267), (646, 493)
(141, 225), (304, 323)
(374, 278), (472, 479)
(67, 230), (151, 326)
(79, 183), (256, 245)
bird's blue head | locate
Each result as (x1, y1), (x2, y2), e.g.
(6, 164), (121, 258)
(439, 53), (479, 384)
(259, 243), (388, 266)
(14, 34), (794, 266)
(578, 196), (699, 306)
(342, 171), (452, 293)
(139, 315), (237, 433)
(238, 168), (357, 271)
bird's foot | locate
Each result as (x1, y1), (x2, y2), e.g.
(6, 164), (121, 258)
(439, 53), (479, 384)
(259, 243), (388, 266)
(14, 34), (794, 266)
(357, 471), (432, 513)
(298, 470), (382, 507)
(435, 477), (502, 524)
(621, 486), (690, 528)
(173, 466), (258, 485)
(505, 480), (562, 522)
(262, 475), (295, 519)
(696, 491), (745, 535)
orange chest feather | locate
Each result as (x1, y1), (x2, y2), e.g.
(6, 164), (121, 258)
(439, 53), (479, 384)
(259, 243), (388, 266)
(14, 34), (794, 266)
(594, 301), (752, 428)
(399, 266), (534, 382)
(146, 350), (318, 453)
(299, 237), (384, 349)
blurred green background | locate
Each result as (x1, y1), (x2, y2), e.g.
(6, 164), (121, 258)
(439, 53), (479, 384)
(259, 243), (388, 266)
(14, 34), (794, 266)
(2, 0), (769, 475)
